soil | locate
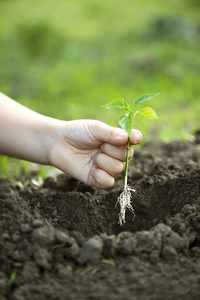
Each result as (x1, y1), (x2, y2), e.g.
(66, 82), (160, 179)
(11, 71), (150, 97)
(1, 136), (200, 300)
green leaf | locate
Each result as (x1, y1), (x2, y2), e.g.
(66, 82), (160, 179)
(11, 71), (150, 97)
(15, 181), (24, 189)
(90, 268), (98, 277)
(101, 258), (116, 267)
(119, 112), (134, 136)
(137, 107), (158, 119)
(102, 97), (130, 111)
(31, 175), (44, 188)
(7, 271), (17, 295)
(134, 93), (159, 106)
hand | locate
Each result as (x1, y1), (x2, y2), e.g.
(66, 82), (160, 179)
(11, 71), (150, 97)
(48, 120), (142, 188)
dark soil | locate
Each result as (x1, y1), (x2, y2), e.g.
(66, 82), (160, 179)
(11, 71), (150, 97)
(1, 137), (200, 300)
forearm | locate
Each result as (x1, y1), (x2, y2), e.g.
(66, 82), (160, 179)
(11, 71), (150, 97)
(0, 92), (61, 164)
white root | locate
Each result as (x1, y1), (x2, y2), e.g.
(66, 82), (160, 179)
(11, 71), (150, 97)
(117, 185), (136, 226)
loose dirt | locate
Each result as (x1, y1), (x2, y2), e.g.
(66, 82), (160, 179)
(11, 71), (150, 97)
(1, 137), (200, 300)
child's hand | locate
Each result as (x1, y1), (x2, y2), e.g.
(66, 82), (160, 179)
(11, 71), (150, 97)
(48, 120), (142, 188)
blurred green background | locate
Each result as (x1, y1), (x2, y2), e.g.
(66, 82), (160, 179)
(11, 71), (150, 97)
(0, 0), (200, 179)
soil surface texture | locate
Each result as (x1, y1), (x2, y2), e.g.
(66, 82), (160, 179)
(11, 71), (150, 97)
(1, 137), (200, 300)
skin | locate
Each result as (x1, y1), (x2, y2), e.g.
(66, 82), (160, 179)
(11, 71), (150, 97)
(0, 92), (142, 188)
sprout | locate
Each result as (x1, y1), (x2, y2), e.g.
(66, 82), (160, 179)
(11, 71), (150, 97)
(103, 93), (159, 225)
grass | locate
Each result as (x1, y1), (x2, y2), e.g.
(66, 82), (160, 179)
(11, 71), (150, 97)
(0, 0), (200, 178)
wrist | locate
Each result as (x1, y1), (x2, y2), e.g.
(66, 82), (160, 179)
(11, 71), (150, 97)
(40, 117), (64, 166)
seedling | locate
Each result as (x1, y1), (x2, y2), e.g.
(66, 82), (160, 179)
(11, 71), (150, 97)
(7, 271), (16, 295)
(101, 258), (116, 267)
(31, 175), (44, 188)
(90, 258), (116, 277)
(15, 179), (30, 189)
(102, 93), (159, 225)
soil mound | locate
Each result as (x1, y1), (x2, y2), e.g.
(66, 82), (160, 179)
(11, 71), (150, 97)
(1, 139), (200, 299)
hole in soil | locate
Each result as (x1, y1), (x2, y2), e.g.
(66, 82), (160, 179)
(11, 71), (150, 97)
(16, 140), (200, 238)
(26, 165), (200, 238)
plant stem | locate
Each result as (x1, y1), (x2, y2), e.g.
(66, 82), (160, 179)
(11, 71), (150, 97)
(124, 137), (131, 189)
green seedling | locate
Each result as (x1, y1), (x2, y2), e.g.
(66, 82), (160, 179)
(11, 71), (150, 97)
(15, 181), (25, 189)
(7, 271), (16, 295)
(101, 258), (116, 267)
(15, 179), (30, 189)
(31, 175), (44, 188)
(90, 258), (116, 277)
(102, 93), (159, 225)
(90, 268), (98, 277)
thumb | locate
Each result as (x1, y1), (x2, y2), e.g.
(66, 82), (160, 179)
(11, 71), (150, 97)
(89, 120), (129, 146)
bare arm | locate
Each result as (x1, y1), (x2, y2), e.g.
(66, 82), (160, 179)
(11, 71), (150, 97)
(0, 92), (60, 164)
